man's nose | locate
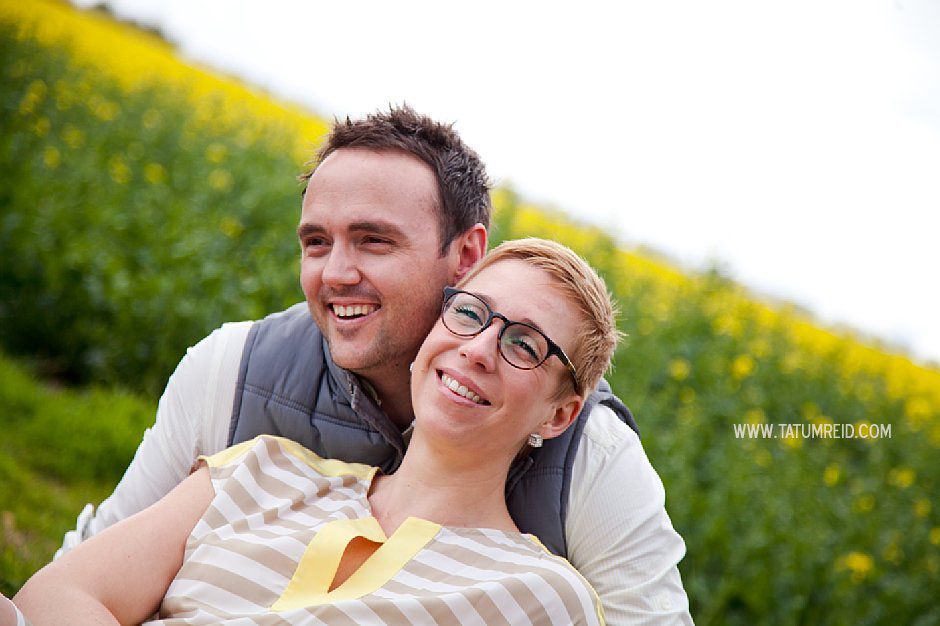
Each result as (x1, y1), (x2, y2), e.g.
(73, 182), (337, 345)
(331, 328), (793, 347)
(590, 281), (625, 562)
(458, 322), (501, 371)
(321, 245), (361, 286)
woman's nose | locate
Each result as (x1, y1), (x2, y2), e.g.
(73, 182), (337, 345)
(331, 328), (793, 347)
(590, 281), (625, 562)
(458, 322), (501, 371)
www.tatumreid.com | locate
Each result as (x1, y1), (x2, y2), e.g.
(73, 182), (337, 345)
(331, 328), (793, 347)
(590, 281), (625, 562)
(732, 422), (892, 440)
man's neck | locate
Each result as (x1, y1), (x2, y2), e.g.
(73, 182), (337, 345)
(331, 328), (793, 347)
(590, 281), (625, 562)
(357, 365), (415, 431)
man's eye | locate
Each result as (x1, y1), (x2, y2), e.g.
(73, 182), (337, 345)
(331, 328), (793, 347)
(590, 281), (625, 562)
(362, 236), (393, 247)
(301, 237), (330, 256)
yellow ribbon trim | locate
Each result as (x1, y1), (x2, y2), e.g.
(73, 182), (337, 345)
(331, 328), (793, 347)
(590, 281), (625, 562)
(272, 516), (441, 610)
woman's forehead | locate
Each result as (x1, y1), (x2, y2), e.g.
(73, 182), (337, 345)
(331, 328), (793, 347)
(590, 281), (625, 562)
(463, 260), (569, 321)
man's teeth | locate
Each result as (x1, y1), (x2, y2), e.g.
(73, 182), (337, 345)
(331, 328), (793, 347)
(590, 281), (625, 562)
(333, 304), (376, 318)
(440, 373), (485, 404)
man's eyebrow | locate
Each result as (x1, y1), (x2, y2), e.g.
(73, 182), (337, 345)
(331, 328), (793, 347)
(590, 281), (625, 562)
(297, 223), (325, 239)
(473, 291), (546, 333)
(347, 221), (406, 238)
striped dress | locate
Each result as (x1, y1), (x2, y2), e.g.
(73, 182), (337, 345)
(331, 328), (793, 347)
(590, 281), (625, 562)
(146, 435), (604, 625)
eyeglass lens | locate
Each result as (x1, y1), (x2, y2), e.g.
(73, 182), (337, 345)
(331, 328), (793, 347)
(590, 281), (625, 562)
(442, 291), (549, 369)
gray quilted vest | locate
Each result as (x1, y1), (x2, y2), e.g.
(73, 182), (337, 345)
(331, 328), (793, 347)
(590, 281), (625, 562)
(229, 303), (639, 557)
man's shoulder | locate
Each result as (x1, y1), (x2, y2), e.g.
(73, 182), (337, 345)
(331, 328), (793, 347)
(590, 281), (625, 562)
(581, 400), (640, 453)
(575, 401), (667, 506)
(194, 303), (313, 357)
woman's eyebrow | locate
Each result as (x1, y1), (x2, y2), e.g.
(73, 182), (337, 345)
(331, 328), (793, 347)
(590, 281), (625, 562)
(472, 291), (546, 332)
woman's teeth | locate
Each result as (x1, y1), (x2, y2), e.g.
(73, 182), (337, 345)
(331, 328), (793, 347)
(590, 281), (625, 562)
(440, 373), (486, 404)
(333, 304), (376, 318)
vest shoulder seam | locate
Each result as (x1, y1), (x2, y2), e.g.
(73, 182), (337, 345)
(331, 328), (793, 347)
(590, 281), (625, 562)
(242, 383), (313, 415)
(521, 467), (565, 478)
(310, 412), (380, 434)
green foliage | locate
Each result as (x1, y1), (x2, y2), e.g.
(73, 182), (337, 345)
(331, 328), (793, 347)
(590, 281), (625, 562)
(0, 24), (305, 395)
(0, 353), (155, 596)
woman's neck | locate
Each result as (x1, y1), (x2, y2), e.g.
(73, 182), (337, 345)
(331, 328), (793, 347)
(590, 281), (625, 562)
(368, 433), (519, 536)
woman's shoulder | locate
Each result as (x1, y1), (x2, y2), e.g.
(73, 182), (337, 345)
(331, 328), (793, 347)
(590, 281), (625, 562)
(200, 434), (379, 482)
(429, 526), (604, 623)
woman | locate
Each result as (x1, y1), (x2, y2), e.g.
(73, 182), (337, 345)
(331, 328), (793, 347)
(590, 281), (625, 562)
(9, 238), (620, 625)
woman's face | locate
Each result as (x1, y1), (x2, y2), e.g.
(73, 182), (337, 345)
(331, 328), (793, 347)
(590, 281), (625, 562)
(410, 258), (583, 460)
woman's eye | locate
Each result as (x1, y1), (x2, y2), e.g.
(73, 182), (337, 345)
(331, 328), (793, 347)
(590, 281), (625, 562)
(455, 305), (484, 324)
(509, 336), (540, 360)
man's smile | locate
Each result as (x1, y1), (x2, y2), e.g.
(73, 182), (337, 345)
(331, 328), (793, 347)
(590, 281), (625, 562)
(330, 303), (378, 319)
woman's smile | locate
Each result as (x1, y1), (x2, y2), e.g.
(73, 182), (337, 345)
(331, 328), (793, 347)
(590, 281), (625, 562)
(436, 369), (490, 406)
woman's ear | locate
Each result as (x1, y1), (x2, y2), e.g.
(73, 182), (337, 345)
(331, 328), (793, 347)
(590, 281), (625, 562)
(541, 394), (584, 441)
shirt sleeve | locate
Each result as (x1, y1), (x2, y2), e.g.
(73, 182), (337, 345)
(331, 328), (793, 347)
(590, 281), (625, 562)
(566, 404), (694, 625)
(55, 321), (252, 558)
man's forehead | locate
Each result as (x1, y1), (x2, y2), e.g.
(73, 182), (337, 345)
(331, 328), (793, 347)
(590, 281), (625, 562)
(314, 147), (435, 180)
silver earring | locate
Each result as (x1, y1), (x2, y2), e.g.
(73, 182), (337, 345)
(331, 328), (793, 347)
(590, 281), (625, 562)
(409, 362), (414, 373)
(528, 433), (543, 448)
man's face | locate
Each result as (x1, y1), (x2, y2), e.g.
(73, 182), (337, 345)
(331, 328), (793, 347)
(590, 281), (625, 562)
(298, 148), (459, 379)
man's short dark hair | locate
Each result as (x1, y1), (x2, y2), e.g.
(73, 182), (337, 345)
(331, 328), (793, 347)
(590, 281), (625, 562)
(301, 105), (492, 254)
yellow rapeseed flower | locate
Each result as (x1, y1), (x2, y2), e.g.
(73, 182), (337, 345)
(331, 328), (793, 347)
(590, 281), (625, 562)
(142, 108), (162, 130)
(62, 124), (85, 149)
(904, 396), (931, 431)
(712, 313), (742, 338)
(43, 145), (60, 169)
(209, 168), (233, 192)
(930, 527), (940, 546)
(748, 337), (771, 358)
(838, 551), (874, 583)
(914, 498), (931, 518)
(108, 156), (130, 185)
(744, 408), (765, 425)
(781, 432), (803, 450)
(219, 216), (244, 239)
(93, 98), (118, 121)
(143, 163), (167, 185)
(731, 354), (756, 380)
(887, 468), (916, 490)
(823, 464), (840, 486)
(18, 78), (46, 116)
(32, 116), (51, 136)
(668, 357), (691, 382)
(206, 142), (228, 164)
(882, 542), (900, 565)
(3, 0), (328, 163)
(754, 449), (771, 468)
(853, 495), (875, 513)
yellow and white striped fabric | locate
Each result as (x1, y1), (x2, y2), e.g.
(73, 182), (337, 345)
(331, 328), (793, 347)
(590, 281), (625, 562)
(146, 435), (604, 625)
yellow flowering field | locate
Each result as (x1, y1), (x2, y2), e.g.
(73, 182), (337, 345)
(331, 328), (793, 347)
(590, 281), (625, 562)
(2, 1), (939, 623)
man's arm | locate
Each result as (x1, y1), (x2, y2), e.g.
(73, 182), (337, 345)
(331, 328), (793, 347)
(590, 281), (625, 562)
(567, 404), (694, 625)
(15, 467), (214, 625)
(56, 321), (251, 557)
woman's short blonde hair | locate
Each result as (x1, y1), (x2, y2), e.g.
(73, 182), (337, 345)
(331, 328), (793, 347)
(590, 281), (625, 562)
(455, 238), (621, 397)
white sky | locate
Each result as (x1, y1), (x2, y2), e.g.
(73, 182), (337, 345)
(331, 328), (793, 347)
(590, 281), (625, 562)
(76, 0), (940, 365)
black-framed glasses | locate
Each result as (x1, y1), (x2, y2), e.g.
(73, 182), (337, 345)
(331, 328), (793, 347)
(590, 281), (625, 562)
(441, 287), (580, 394)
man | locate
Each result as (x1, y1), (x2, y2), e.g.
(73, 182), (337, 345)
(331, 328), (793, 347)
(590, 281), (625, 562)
(59, 106), (693, 624)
